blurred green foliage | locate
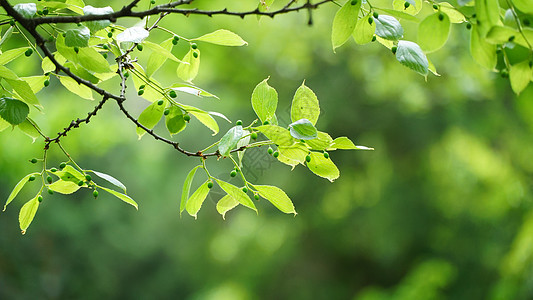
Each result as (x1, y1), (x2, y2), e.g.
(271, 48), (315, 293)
(1, 1), (533, 299)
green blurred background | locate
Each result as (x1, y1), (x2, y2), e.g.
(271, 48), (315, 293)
(2, 0), (533, 299)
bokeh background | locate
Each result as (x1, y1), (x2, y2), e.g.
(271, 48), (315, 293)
(1, 0), (533, 299)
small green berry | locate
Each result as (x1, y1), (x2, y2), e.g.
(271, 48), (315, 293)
(124, 72), (129, 78)
(139, 84), (146, 90)
(157, 100), (164, 105)
(350, 0), (358, 5)
(267, 147), (274, 155)
(263, 120), (270, 125)
(173, 35), (179, 41)
(93, 190), (99, 198)
(103, 44), (109, 50)
(62, 33), (67, 38)
(25, 48), (33, 57)
(273, 151), (279, 158)
(500, 70), (509, 78)
(466, 23), (472, 29)
(138, 89), (144, 96)
(193, 51), (198, 58)
(29, 175), (36, 182)
(438, 13), (444, 21)
(524, 19), (531, 26)
(191, 43), (198, 49)
(47, 176), (53, 184)
(107, 32), (113, 38)
(50, 168), (57, 173)
(59, 162), (66, 169)
(207, 181), (213, 189)
(433, 4), (438, 9)
(43, 8), (49, 15)
(111, 28), (115, 32)
(368, 17), (374, 25)
(9, 20), (15, 26)
(38, 196), (43, 203)
(76, 23), (82, 27)
(48, 189), (54, 195)
(164, 109), (170, 116)
(305, 155), (311, 163)
(102, 53), (108, 59)
(172, 39), (178, 45)
(184, 115), (191, 122)
(324, 152), (329, 159)
(74, 47), (79, 54)
(251, 132), (258, 140)
(85, 175), (92, 181)
(236, 120), (243, 125)
(37, 10), (43, 15)
(169, 90), (177, 98)
(373, 12), (379, 19)
(392, 46), (397, 54)
(372, 35), (376, 42)
(137, 44), (143, 51)
(151, 0), (156, 4)
(254, 194), (260, 200)
(30, 158), (38, 164)
(242, 187), (248, 193)
(44, 79), (50, 87)
(508, 35), (515, 42)
(77, 180), (84, 186)
(230, 170), (237, 177)
(404, 2), (410, 8)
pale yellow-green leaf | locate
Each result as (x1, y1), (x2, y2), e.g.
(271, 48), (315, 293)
(17, 118), (40, 143)
(186, 181), (211, 219)
(48, 180), (81, 194)
(470, 25), (497, 70)
(21, 76), (47, 94)
(59, 76), (93, 100)
(439, 2), (466, 23)
(193, 29), (248, 46)
(254, 185), (297, 214)
(251, 77), (278, 123)
(216, 179), (257, 212)
(100, 186), (138, 210)
(418, 13), (451, 53)
(331, 0), (361, 50)
(256, 125), (297, 146)
(291, 81), (320, 125)
(0, 47), (29, 65)
(277, 143), (309, 168)
(392, 0), (422, 15)
(509, 60), (532, 95)
(307, 152), (340, 182)
(136, 99), (167, 139)
(216, 195), (239, 220)
(19, 196), (40, 235)
(3, 173), (39, 212)
(177, 49), (200, 83)
(182, 104), (219, 135)
(353, 14), (376, 45)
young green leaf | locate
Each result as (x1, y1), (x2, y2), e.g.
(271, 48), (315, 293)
(306, 131), (334, 150)
(14, 3), (37, 18)
(19, 196), (40, 235)
(0, 97), (29, 125)
(136, 99), (167, 139)
(374, 15), (404, 41)
(277, 143), (309, 168)
(177, 49), (200, 83)
(144, 40), (184, 64)
(186, 180), (211, 219)
(145, 38), (174, 78)
(3, 173), (39, 212)
(374, 8), (420, 23)
(307, 152), (340, 182)
(475, 0), (501, 38)
(131, 63), (161, 102)
(48, 180), (82, 194)
(253, 185), (297, 215)
(89, 170), (127, 193)
(100, 186), (138, 210)
(56, 165), (85, 183)
(251, 77), (278, 124)
(395, 40), (429, 76)
(218, 125), (246, 156)
(77, 47), (111, 73)
(17, 118), (40, 142)
(21, 76), (48, 94)
(165, 106), (187, 136)
(65, 27), (90, 47)
(216, 195), (240, 220)
(331, 0), (361, 50)
(509, 60), (532, 95)
(59, 76), (94, 100)
(353, 15), (377, 45)
(180, 165), (202, 215)
(418, 13), (450, 53)
(513, 0), (533, 14)
(192, 29), (248, 46)
(439, 2), (466, 23)
(331, 136), (357, 149)
(256, 125), (297, 146)
(0, 47), (30, 65)
(117, 27), (149, 43)
(291, 82), (320, 125)
(181, 104), (219, 135)
(392, 0), (422, 15)
(6, 79), (41, 108)
(83, 6), (114, 33)
(288, 119), (318, 140)
(170, 83), (219, 99)
(470, 25), (497, 70)
(216, 179), (257, 212)
(486, 26), (529, 49)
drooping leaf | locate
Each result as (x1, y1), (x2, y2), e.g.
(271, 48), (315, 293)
(41, 55), (59, 74)
(215, 179), (257, 212)
(186, 181), (211, 219)
(306, 152), (340, 182)
(144, 40), (184, 64)
(65, 27), (90, 47)
(395, 40), (429, 76)
(470, 25), (497, 70)
(89, 170), (127, 193)
(509, 60), (532, 95)
(0, 47), (30, 65)
(165, 106), (187, 136)
(48, 180), (81, 194)
(145, 38), (174, 78)
(374, 15), (404, 41)
(192, 29), (248, 46)
(216, 195), (239, 220)
(288, 119), (318, 140)
(177, 48), (200, 83)
(3, 173), (39, 212)
(182, 104), (219, 135)
(136, 99), (167, 139)
(253, 185), (297, 214)
(117, 27), (149, 43)
(19, 196), (40, 235)
(251, 77), (278, 123)
(353, 14), (377, 45)
(180, 165), (202, 215)
(291, 82), (320, 125)
(418, 13), (451, 53)
(14, 3), (37, 18)
(218, 125), (246, 157)
(100, 186), (138, 210)
(17, 118), (40, 142)
(306, 131), (334, 150)
(0, 97), (29, 125)
(6, 78), (41, 107)
(331, 0), (361, 50)
(256, 125), (297, 146)
(83, 5), (113, 33)
(59, 76), (93, 100)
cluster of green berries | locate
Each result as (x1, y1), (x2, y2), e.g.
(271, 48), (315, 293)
(172, 35), (179, 45)
(138, 84), (146, 96)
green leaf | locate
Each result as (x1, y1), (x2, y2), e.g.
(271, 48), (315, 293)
(307, 152), (340, 182)
(218, 125), (246, 157)
(55, 165), (85, 183)
(509, 60), (532, 95)
(0, 97), (29, 125)
(216, 195), (239, 220)
(475, 0), (501, 38)
(131, 63), (161, 102)
(513, 0), (533, 14)
(170, 83), (219, 99)
(136, 99), (167, 139)
(291, 81), (320, 125)
(21, 76), (48, 94)
(56, 34), (78, 63)
(48, 180), (81, 194)
(177, 49), (200, 83)
(395, 40), (429, 76)
(374, 8), (420, 23)
(17, 118), (40, 142)
(470, 25), (497, 70)
(117, 27), (149, 43)
(417, 13), (450, 53)
(353, 14), (376, 45)
(41, 55), (57, 74)
(307, 131), (334, 150)
(186, 181), (211, 219)
(144, 40), (184, 64)
(182, 104), (219, 135)
(14, 3), (37, 18)
(0, 65), (19, 80)
(6, 79), (41, 107)
(0, 26), (14, 49)
(66, 0), (85, 14)
(165, 106), (187, 136)
(100, 186), (138, 210)
(180, 165), (201, 215)
(0, 47), (29, 65)
(331, 136), (357, 149)
(253, 185), (296, 215)
(251, 77), (278, 123)
(64, 62), (99, 84)
(374, 15), (404, 41)
(439, 2), (466, 23)
(77, 47), (111, 73)
(89, 170), (127, 193)
(277, 143), (309, 168)
(145, 38), (174, 78)
(19, 196), (39, 235)
(331, 0), (361, 50)
(288, 119), (318, 140)
(3, 173), (38, 212)
(216, 179), (257, 212)
(83, 5), (113, 33)
(65, 27), (90, 47)
(256, 125), (297, 146)
(59, 76), (93, 100)
(486, 26), (530, 49)
(192, 29), (248, 46)
(392, 0), (422, 15)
